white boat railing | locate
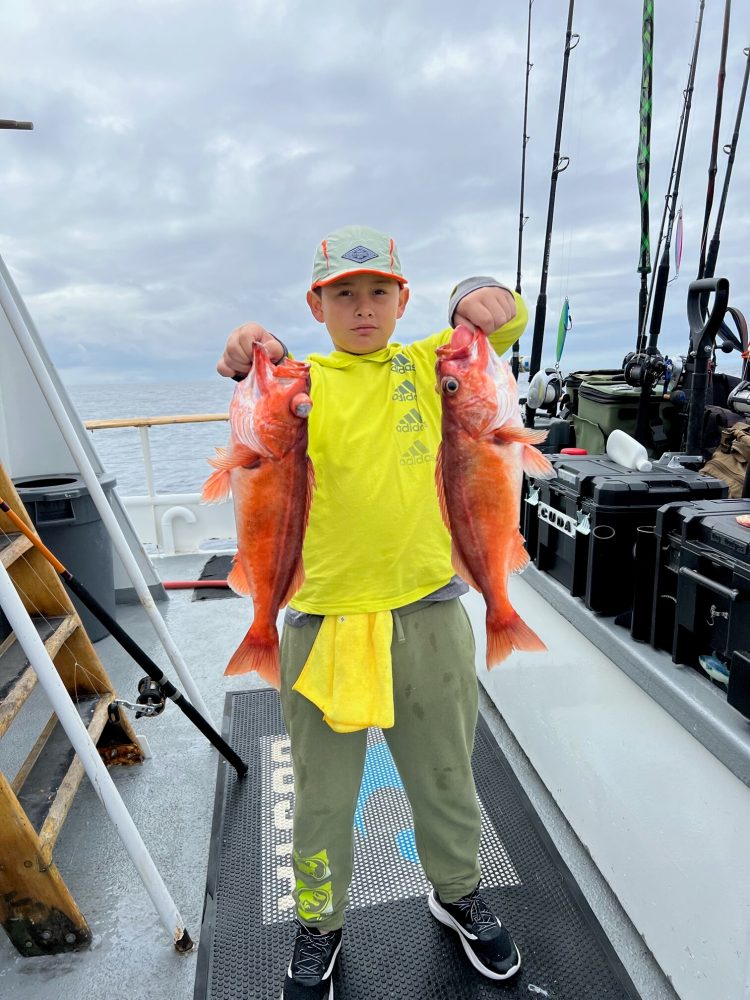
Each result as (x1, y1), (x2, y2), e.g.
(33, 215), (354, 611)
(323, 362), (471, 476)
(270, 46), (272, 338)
(84, 413), (237, 556)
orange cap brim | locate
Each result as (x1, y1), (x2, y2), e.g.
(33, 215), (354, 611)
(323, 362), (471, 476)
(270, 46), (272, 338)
(311, 268), (408, 290)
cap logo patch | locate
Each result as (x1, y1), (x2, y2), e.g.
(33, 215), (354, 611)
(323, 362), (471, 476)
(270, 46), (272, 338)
(341, 245), (378, 264)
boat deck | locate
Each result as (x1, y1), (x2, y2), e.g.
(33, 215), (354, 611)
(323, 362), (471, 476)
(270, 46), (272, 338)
(0, 554), (678, 1000)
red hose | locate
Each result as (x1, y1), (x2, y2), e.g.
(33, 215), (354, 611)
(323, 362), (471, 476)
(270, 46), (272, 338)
(163, 580), (230, 589)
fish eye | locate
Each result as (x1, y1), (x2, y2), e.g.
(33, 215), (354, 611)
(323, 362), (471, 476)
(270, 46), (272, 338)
(441, 376), (460, 395)
(290, 392), (312, 417)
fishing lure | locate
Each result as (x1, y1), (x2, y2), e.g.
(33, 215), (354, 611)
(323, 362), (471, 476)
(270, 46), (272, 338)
(556, 296), (572, 367)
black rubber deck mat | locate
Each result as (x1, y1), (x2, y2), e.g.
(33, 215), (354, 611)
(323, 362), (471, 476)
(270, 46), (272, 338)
(194, 690), (641, 1000)
(192, 554), (237, 601)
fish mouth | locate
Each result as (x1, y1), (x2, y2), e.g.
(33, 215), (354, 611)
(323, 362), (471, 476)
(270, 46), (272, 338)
(437, 325), (477, 361)
(273, 357), (310, 380)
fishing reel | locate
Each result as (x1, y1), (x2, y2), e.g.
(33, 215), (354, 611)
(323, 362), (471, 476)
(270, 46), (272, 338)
(624, 352), (683, 398)
(108, 676), (167, 724)
(623, 350), (667, 388)
(526, 368), (563, 412)
(728, 381), (750, 416)
(664, 356), (684, 393)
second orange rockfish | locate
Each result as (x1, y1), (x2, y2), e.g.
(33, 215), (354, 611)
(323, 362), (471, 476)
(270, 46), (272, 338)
(202, 343), (314, 687)
(435, 326), (554, 667)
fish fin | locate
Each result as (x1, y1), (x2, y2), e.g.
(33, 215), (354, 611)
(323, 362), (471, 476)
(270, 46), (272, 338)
(492, 425), (548, 446)
(304, 457), (316, 530)
(280, 558), (305, 607)
(509, 532), (531, 575)
(451, 540), (481, 592)
(201, 468), (232, 503)
(435, 443), (452, 532)
(486, 610), (547, 668)
(226, 557), (253, 596)
(224, 622), (280, 687)
(490, 427), (555, 479)
(436, 444), (478, 587)
(207, 445), (230, 469)
(278, 459), (314, 607)
(521, 445), (555, 479)
(201, 442), (260, 503)
(206, 442), (261, 476)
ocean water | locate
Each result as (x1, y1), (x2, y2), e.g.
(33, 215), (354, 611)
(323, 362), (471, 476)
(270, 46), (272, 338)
(67, 373), (534, 497)
(67, 381), (236, 496)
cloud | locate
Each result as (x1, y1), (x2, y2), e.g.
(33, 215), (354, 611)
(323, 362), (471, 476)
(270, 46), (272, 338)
(0, 0), (748, 388)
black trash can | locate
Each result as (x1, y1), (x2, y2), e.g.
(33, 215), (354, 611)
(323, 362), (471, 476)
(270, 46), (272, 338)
(0, 605), (11, 646)
(13, 473), (117, 642)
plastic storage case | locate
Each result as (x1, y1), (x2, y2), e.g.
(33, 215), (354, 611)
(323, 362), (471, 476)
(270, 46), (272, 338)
(523, 456), (728, 616)
(574, 380), (680, 456)
(648, 500), (750, 687)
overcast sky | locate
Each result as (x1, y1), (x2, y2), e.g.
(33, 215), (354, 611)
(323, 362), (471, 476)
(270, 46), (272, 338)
(2, 0), (749, 386)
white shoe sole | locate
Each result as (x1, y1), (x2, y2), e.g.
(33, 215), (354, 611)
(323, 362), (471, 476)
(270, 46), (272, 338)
(428, 889), (522, 981)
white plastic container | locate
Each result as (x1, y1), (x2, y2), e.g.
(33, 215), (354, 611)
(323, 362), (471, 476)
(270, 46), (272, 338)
(606, 428), (653, 472)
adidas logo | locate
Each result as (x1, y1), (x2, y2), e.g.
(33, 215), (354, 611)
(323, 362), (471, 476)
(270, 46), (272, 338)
(400, 441), (432, 466)
(392, 379), (417, 402)
(391, 352), (415, 374)
(396, 408), (426, 433)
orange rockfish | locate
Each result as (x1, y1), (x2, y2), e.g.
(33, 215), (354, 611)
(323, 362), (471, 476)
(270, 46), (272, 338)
(202, 344), (314, 686)
(435, 326), (554, 666)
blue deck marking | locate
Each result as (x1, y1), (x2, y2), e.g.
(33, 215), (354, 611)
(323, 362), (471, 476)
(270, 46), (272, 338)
(354, 740), (417, 863)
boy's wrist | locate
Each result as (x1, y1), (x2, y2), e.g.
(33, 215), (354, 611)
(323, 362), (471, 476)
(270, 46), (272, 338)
(271, 336), (290, 364)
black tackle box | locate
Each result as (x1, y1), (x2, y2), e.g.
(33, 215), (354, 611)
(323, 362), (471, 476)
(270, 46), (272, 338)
(728, 651), (750, 720)
(648, 500), (750, 712)
(523, 456), (728, 616)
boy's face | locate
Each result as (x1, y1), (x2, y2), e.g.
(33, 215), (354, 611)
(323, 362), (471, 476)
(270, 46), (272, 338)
(306, 273), (409, 354)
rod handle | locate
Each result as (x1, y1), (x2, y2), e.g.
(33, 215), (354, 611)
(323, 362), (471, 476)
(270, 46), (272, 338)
(687, 276), (729, 351)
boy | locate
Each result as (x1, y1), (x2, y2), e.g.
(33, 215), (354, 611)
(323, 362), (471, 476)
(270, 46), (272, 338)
(217, 225), (527, 999)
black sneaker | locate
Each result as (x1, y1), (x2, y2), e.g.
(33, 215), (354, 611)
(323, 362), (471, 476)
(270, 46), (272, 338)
(280, 920), (342, 999)
(428, 884), (521, 981)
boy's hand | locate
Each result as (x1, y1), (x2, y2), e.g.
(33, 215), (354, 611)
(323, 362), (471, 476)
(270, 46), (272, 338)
(216, 323), (286, 378)
(453, 287), (516, 335)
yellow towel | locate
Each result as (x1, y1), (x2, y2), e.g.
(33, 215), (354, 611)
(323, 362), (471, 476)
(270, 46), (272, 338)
(293, 612), (394, 733)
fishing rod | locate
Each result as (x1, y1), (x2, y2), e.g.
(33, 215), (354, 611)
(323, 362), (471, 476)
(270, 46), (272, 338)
(701, 44), (750, 283)
(636, 0), (654, 338)
(512, 0), (534, 381)
(627, 0), (705, 448)
(525, 0), (579, 427)
(698, 0), (732, 280)
(635, 2), (705, 353)
(0, 119), (33, 130)
(0, 498), (249, 778)
(690, 43), (750, 404)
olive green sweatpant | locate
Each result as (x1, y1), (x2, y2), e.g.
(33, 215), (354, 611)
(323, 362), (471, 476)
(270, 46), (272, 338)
(279, 598), (482, 932)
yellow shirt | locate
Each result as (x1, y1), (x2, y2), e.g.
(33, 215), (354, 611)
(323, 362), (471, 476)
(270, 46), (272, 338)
(290, 295), (528, 615)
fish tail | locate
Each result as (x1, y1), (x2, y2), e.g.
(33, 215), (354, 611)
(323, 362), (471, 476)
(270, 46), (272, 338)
(224, 621), (280, 687)
(486, 609), (546, 668)
(202, 468), (232, 502)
